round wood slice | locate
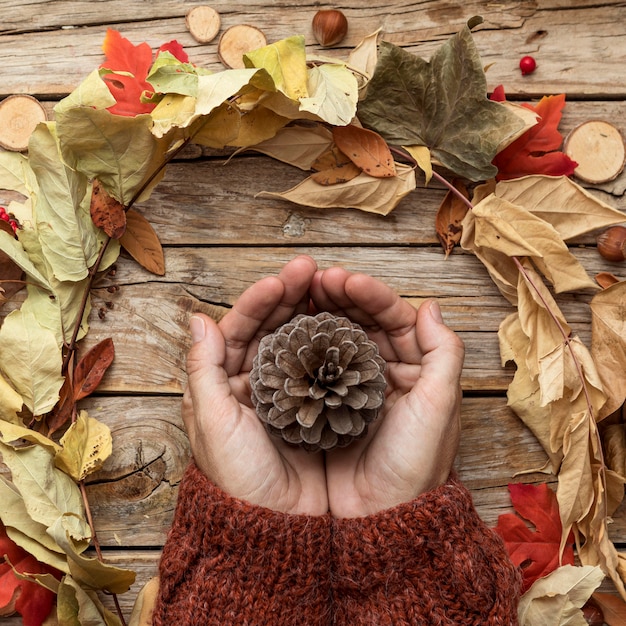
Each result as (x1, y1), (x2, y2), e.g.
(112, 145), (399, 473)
(564, 120), (626, 184)
(0, 94), (47, 152)
(185, 6), (221, 44)
(217, 24), (267, 69)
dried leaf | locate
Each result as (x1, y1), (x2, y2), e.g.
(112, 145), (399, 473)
(332, 125), (396, 178)
(469, 194), (599, 294)
(0, 444), (89, 539)
(596, 272), (620, 289)
(256, 161), (416, 215)
(90, 180), (126, 240)
(347, 29), (381, 90)
(243, 124), (333, 170)
(57, 574), (123, 625)
(299, 64), (359, 126)
(55, 411), (113, 482)
(591, 592), (626, 625)
(403, 145), (433, 184)
(491, 92), (578, 181)
(494, 175), (626, 242)
(73, 338), (115, 401)
(48, 517), (135, 595)
(435, 179), (469, 258)
(0, 310), (64, 416)
(128, 577), (160, 626)
(590, 281), (626, 419)
(0, 373), (23, 424)
(602, 424), (626, 479)
(494, 483), (575, 593)
(120, 208), (165, 275)
(310, 146), (361, 185)
(518, 564), (605, 626)
(357, 19), (526, 181)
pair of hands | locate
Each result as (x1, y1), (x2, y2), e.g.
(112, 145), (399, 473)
(182, 255), (465, 518)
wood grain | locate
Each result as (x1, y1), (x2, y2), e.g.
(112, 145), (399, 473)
(1, 2), (625, 622)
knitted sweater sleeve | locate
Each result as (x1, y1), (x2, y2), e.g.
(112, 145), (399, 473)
(152, 463), (333, 626)
(331, 475), (522, 626)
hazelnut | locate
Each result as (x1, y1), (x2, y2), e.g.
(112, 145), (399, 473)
(312, 9), (348, 47)
(597, 225), (626, 262)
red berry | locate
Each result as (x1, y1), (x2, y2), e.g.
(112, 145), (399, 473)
(0, 206), (7, 219)
(519, 55), (537, 75)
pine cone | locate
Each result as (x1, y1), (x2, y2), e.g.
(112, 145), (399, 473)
(250, 312), (387, 451)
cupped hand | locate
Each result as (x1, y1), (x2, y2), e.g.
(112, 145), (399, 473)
(310, 267), (465, 518)
(181, 255), (328, 515)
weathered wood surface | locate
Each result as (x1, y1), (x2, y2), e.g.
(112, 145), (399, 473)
(1, 1), (626, 622)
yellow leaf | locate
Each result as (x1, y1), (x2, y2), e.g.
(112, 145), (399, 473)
(0, 373), (23, 423)
(227, 106), (289, 148)
(244, 36), (308, 101)
(55, 411), (113, 482)
(404, 145), (433, 184)
(256, 162), (416, 215)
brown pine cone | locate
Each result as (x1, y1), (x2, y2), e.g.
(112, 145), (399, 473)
(250, 312), (387, 451)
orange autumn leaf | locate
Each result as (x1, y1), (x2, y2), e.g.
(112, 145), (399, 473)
(490, 86), (578, 181)
(73, 338), (115, 401)
(332, 125), (397, 178)
(120, 208), (166, 276)
(100, 29), (188, 116)
(493, 482), (575, 593)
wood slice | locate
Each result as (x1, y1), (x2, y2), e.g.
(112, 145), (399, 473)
(185, 5), (221, 44)
(217, 24), (267, 69)
(564, 120), (626, 184)
(0, 94), (47, 152)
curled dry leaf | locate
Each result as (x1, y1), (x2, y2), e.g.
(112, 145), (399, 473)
(435, 179), (469, 258)
(332, 124), (396, 178)
(590, 281), (626, 419)
(591, 591), (626, 625)
(120, 208), (165, 276)
(596, 271), (621, 289)
(90, 179), (127, 240)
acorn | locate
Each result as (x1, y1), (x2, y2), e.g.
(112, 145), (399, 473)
(597, 225), (626, 262)
(312, 9), (348, 47)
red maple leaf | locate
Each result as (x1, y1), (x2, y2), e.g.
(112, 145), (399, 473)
(0, 523), (62, 626)
(490, 86), (578, 181)
(493, 482), (575, 593)
(99, 29), (189, 116)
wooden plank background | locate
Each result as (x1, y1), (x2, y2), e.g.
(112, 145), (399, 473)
(1, 0), (626, 620)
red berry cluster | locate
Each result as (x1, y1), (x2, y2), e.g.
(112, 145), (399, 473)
(0, 206), (19, 234)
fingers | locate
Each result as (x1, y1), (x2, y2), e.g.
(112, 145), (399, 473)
(218, 255), (318, 375)
(311, 267), (420, 362)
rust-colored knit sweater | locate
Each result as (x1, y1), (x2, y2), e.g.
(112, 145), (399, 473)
(153, 463), (521, 625)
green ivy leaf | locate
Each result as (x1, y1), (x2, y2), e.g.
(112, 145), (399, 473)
(357, 18), (525, 181)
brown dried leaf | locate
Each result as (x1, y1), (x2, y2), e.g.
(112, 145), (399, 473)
(596, 272), (621, 289)
(90, 179), (127, 239)
(310, 146), (361, 185)
(591, 281), (626, 419)
(592, 591), (626, 625)
(73, 338), (115, 401)
(120, 208), (165, 276)
(435, 179), (469, 258)
(332, 125), (396, 178)
(602, 424), (626, 479)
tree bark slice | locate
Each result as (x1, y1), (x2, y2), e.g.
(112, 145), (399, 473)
(564, 120), (626, 184)
(185, 6), (221, 44)
(0, 94), (47, 152)
(217, 24), (267, 69)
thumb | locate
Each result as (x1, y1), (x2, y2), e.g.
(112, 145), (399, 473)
(183, 314), (232, 432)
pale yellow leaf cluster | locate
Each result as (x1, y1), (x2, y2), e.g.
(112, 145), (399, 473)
(463, 175), (626, 601)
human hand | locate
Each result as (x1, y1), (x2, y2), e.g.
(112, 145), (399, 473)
(181, 255), (328, 515)
(310, 267), (465, 518)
